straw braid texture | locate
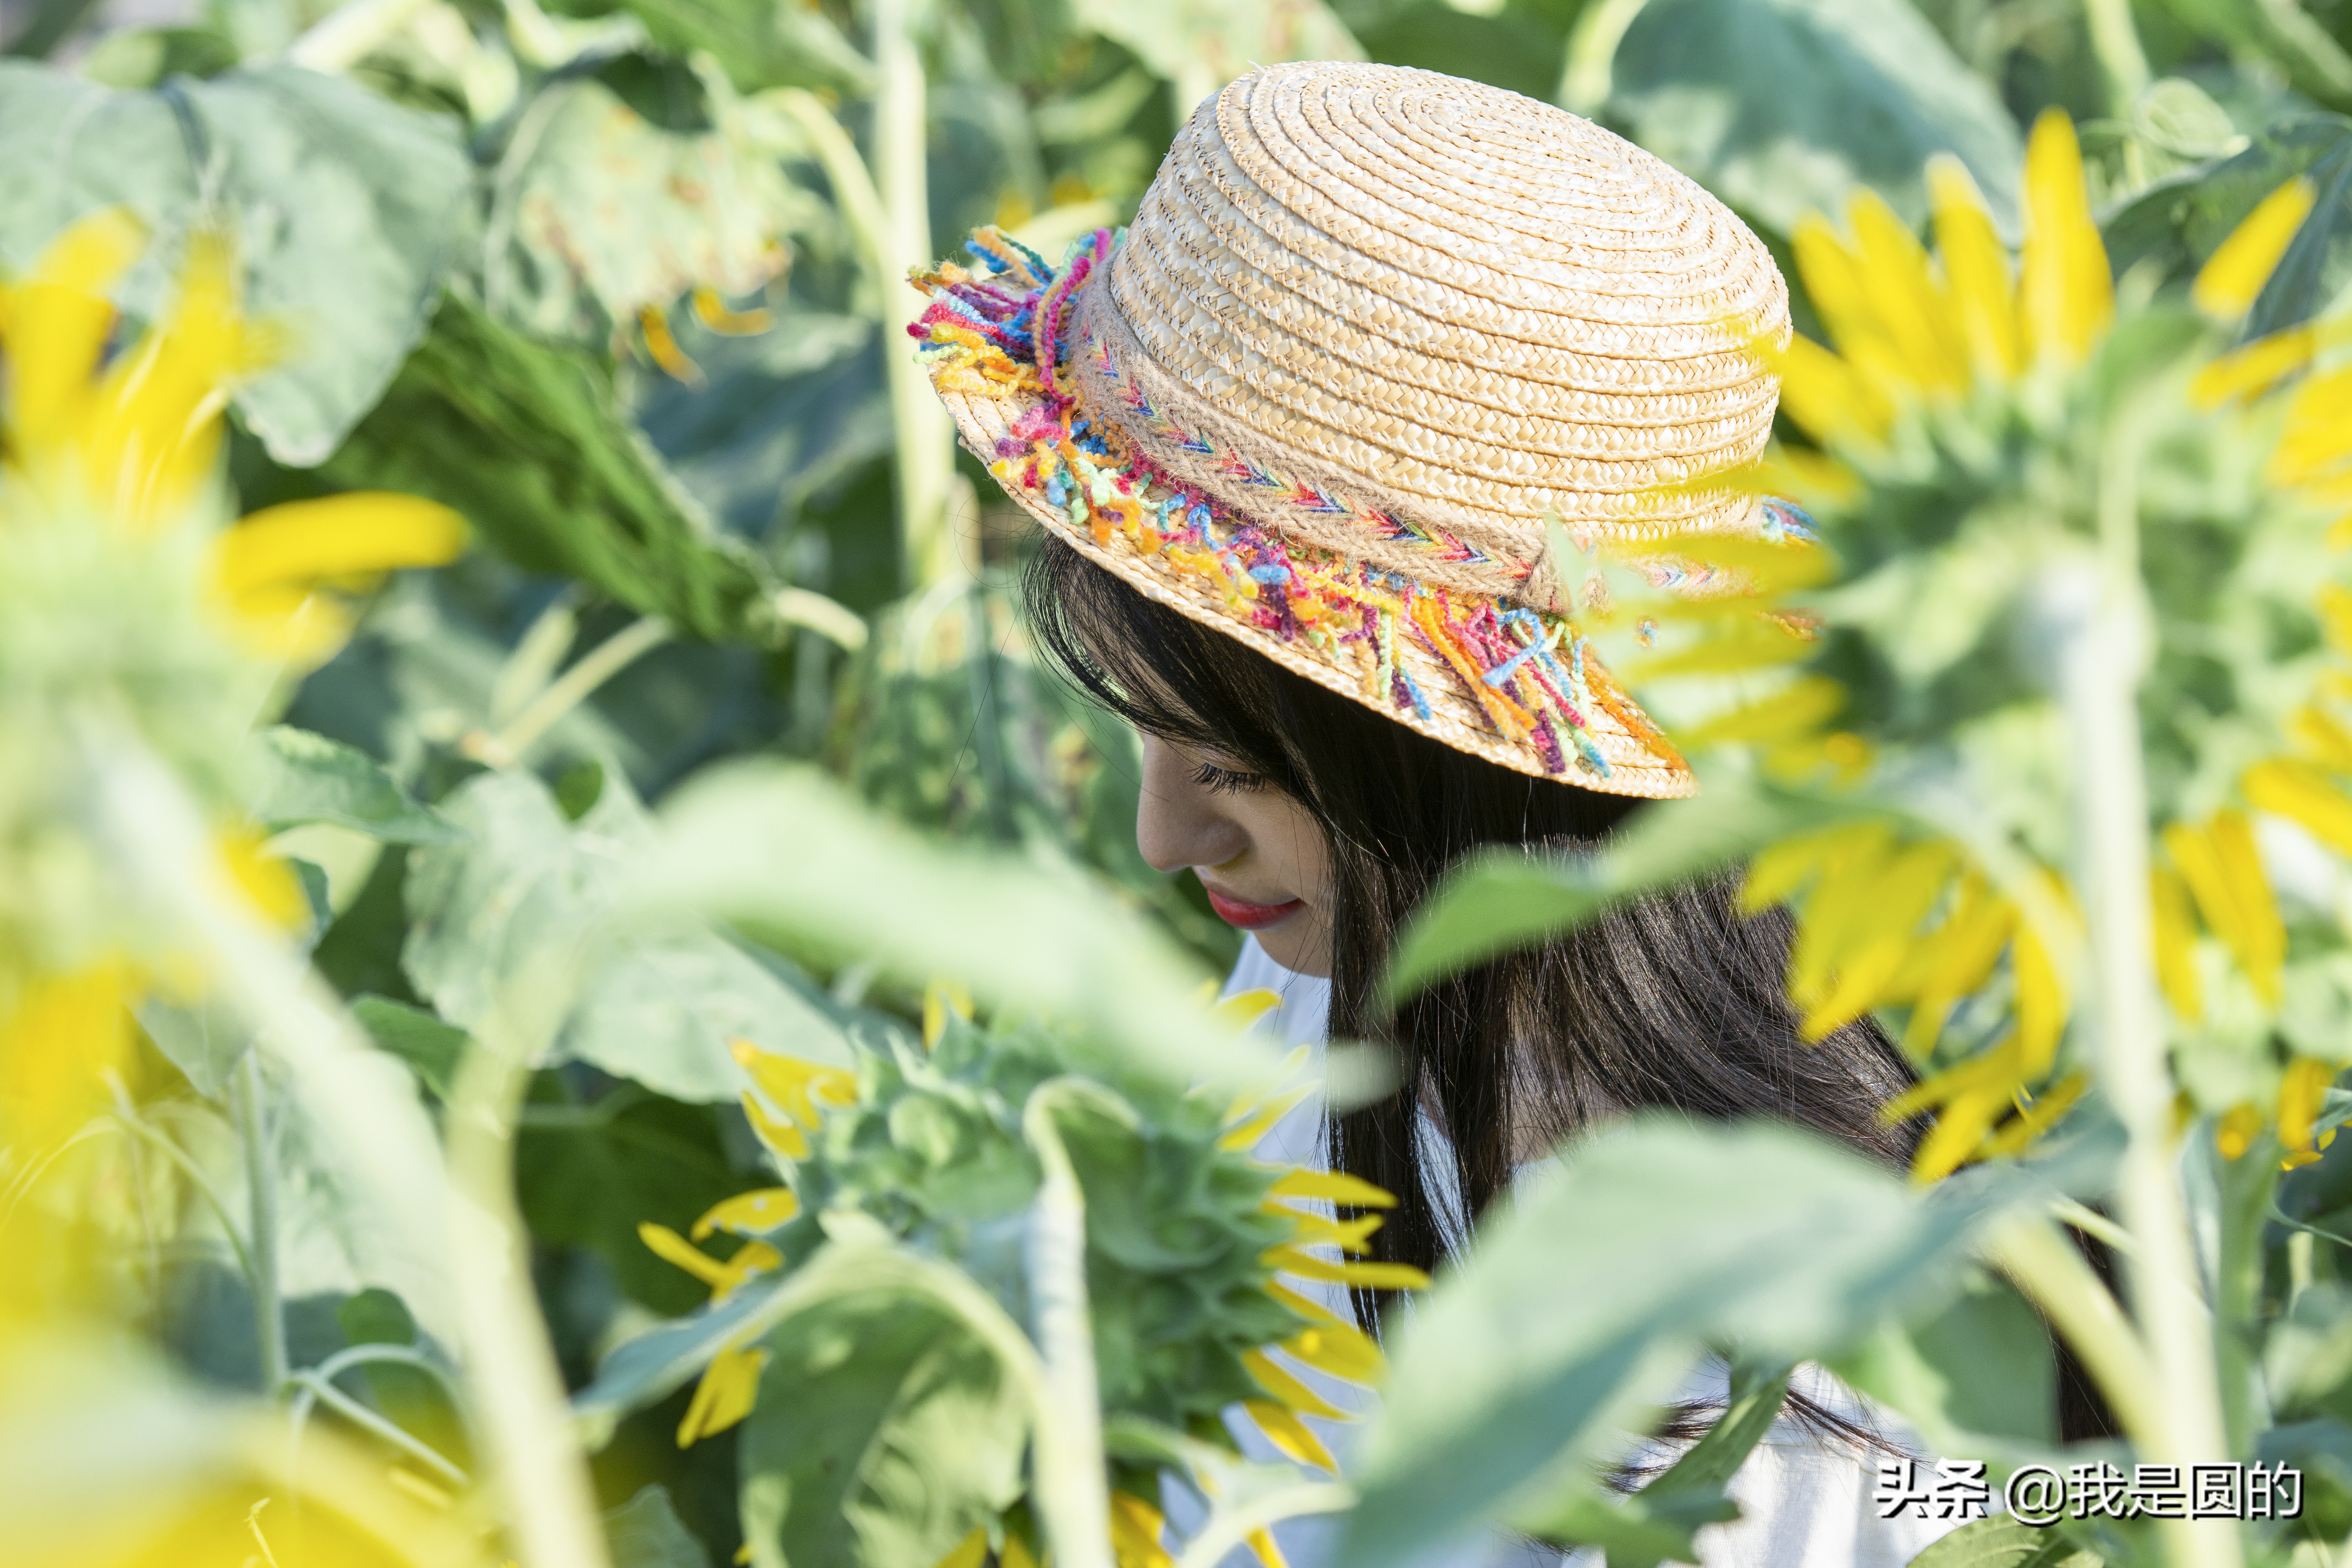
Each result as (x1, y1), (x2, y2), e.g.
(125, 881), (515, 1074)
(913, 62), (1798, 794)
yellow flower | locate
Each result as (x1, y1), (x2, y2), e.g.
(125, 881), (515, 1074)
(2279, 1058), (2339, 1171)
(0, 209), (467, 669)
(0, 963), (135, 1154)
(732, 1039), (859, 1160)
(640, 1191), (795, 1446)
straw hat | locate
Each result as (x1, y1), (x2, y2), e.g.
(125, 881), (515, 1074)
(912, 61), (1793, 798)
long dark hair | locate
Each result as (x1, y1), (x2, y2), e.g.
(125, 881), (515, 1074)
(1026, 534), (1924, 1275)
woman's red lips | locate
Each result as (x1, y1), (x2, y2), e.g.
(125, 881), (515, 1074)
(1202, 885), (1307, 930)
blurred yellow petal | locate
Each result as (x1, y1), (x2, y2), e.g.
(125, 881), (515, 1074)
(1214, 987), (1283, 1031)
(2210, 809), (2285, 1004)
(2192, 326), (2316, 408)
(639, 1222), (780, 1299)
(1283, 1210), (1383, 1256)
(921, 979), (973, 1049)
(1898, 893), (2016, 1060)
(2018, 112), (2111, 366)
(676, 1343), (768, 1446)
(933, 1528), (989, 1568)
(5, 207), (146, 456)
(693, 286), (774, 335)
(1846, 187), (1969, 393)
(1760, 331), (1893, 444)
(1787, 826), (1901, 1000)
(1283, 1317), (1384, 1384)
(692, 1187), (801, 1240)
(1221, 1084), (1314, 1150)
(0, 962), (136, 1152)
(1244, 1399), (1337, 1474)
(2292, 705), (2352, 773)
(2193, 178), (2316, 320)
(1680, 675), (1847, 751)
(2246, 757), (2352, 855)
(1981, 1071), (2087, 1158)
(2013, 921), (2068, 1077)
(217, 828), (310, 933)
(640, 304), (704, 386)
(1003, 1535), (1041, 1568)
(212, 494), (467, 597)
(742, 1091), (809, 1159)
(1883, 1035), (2025, 1123)
(85, 226), (250, 526)
(1911, 1085), (2011, 1183)
(2150, 866), (2203, 1023)
(1926, 155), (2021, 381)
(1111, 1490), (1178, 1568)
(1249, 1527), (1291, 1568)
(2272, 368), (2352, 487)
(2279, 1056), (2336, 1160)
(733, 1039), (858, 1141)
(2216, 1102), (2263, 1160)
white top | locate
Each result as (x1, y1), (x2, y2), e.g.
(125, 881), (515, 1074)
(1168, 937), (1960, 1568)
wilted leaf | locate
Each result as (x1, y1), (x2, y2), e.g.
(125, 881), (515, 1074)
(321, 291), (772, 642)
(1604, 0), (2022, 235)
(249, 726), (464, 843)
(0, 62), (471, 466)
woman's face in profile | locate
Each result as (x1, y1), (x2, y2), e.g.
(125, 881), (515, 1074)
(1135, 733), (1335, 977)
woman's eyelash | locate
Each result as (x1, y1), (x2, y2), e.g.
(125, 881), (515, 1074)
(1192, 761), (1267, 794)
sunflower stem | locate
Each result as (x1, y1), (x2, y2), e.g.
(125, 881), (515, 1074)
(486, 614), (672, 765)
(231, 1048), (289, 1396)
(2051, 399), (2242, 1568)
(869, 0), (964, 588)
(1024, 1082), (1117, 1568)
(445, 977), (615, 1568)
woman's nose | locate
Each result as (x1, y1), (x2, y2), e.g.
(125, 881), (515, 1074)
(1135, 735), (1251, 874)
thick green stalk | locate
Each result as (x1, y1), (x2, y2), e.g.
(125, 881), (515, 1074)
(1557, 0), (1655, 114)
(2053, 405), (2240, 1568)
(445, 985), (615, 1568)
(1025, 1084), (1116, 1568)
(1986, 1213), (2165, 1444)
(869, 0), (964, 587)
(230, 1050), (288, 1394)
(2082, 0), (2152, 120)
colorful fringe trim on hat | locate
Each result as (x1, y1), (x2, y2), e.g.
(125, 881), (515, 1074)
(911, 226), (1688, 781)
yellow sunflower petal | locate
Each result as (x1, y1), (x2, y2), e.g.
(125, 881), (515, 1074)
(922, 979), (973, 1049)
(639, 304), (704, 385)
(692, 286), (774, 336)
(2192, 325), (2318, 408)
(1002, 1535), (1041, 1568)
(692, 1187), (802, 1240)
(2273, 369), (2352, 487)
(931, 1528), (989, 1568)
(1846, 187), (1969, 394)
(742, 1090), (810, 1159)
(2192, 177), (2316, 321)
(2019, 112), (2111, 366)
(1926, 154), (2020, 382)
(1249, 1527), (1291, 1568)
(1760, 331), (1894, 444)
(676, 1343), (768, 1446)
(2012, 922), (2068, 1078)
(1265, 1245), (1430, 1291)
(0, 961), (137, 1152)
(211, 494), (467, 597)
(1110, 1490), (1176, 1568)
(6, 207), (147, 455)
(2249, 758), (2352, 858)
(1221, 1085), (1315, 1151)
(2217, 1102), (2263, 1160)
(2150, 866), (2203, 1023)
(2293, 706), (2352, 773)
(1214, 987), (1283, 1031)
(2209, 810), (2285, 1004)
(1680, 674), (1847, 750)
(1911, 1085), (2013, 1183)
(1244, 1399), (1338, 1473)
(1244, 1347), (1350, 1421)
(1981, 1071), (2088, 1158)
(85, 225), (251, 527)
(1267, 1169), (1399, 1209)
(1282, 1318), (1384, 1384)
(2279, 1057), (2336, 1158)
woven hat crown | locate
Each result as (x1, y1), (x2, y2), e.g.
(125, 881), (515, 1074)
(1078, 61), (1792, 607)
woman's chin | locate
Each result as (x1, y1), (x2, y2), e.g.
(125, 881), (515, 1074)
(1252, 921), (1332, 980)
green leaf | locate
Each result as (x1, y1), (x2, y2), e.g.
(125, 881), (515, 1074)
(2141, 0), (2352, 113)
(1603, 0), (2023, 235)
(630, 761), (1280, 1089)
(2104, 116), (2352, 337)
(1340, 1116), (2008, 1568)
(249, 726), (465, 843)
(557, 0), (874, 94)
(138, 993), (249, 1099)
(1904, 1514), (2087, 1568)
(1830, 1272), (2056, 1452)
(350, 995), (470, 1100)
(321, 291), (773, 643)
(740, 1292), (1027, 1568)
(0, 62), (472, 465)
(1069, 0), (1362, 110)
(606, 1483), (717, 1568)
(403, 768), (857, 1103)
(1387, 769), (1864, 998)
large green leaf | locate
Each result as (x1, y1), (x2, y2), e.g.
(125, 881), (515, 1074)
(544, 0), (874, 94)
(739, 1292), (1027, 1568)
(1603, 0), (2023, 234)
(1072, 0), (1362, 111)
(0, 62), (471, 465)
(1339, 1117), (2008, 1568)
(606, 1485), (716, 1568)
(321, 291), (773, 643)
(402, 768), (855, 1102)
(248, 725), (464, 843)
(2104, 116), (2352, 338)
(1829, 1271), (2056, 1454)
(628, 760), (1278, 1089)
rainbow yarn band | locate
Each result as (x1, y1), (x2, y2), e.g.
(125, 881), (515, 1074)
(913, 226), (1706, 782)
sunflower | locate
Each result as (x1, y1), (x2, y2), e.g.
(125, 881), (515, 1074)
(0, 209), (465, 1152)
(638, 993), (1416, 1568)
(1602, 114), (2352, 1180)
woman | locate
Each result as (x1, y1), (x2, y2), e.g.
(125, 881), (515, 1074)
(914, 60), (1942, 1564)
